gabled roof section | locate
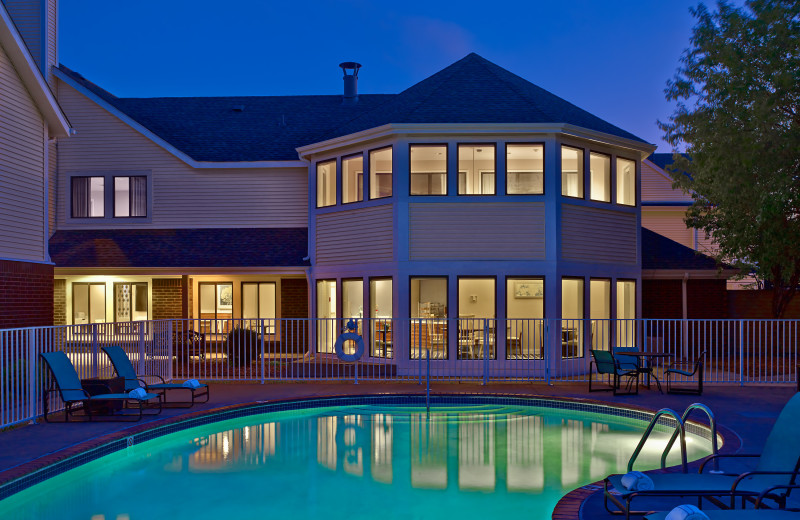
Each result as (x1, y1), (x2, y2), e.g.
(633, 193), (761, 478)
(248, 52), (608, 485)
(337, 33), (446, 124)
(0, 3), (71, 137)
(647, 152), (693, 180)
(642, 227), (720, 271)
(325, 53), (648, 144)
(49, 228), (309, 269)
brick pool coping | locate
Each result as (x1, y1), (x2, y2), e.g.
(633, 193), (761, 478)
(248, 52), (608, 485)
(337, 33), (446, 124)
(0, 391), (740, 518)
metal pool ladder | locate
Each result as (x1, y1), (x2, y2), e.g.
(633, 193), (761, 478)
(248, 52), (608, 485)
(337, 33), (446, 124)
(627, 403), (719, 474)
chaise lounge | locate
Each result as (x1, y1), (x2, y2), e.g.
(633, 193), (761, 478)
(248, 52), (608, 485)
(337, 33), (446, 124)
(40, 351), (162, 422)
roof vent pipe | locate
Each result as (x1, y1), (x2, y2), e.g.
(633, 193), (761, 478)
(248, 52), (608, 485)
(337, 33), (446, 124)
(339, 62), (361, 105)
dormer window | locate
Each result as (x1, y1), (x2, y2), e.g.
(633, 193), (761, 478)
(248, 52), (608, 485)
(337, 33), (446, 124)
(71, 177), (104, 217)
(114, 176), (147, 217)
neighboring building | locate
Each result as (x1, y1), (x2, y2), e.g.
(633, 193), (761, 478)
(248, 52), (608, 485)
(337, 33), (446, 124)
(0, 1), (70, 328)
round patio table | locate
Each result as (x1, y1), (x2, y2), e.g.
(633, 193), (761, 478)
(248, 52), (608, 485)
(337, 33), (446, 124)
(617, 351), (672, 392)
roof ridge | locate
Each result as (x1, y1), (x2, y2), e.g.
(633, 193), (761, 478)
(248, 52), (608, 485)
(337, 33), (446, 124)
(471, 56), (553, 120)
(397, 55), (474, 121)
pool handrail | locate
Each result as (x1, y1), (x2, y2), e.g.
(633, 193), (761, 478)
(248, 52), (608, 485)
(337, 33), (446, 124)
(627, 407), (688, 473)
(660, 403), (719, 471)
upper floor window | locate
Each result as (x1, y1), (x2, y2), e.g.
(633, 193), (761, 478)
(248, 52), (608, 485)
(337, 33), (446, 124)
(410, 145), (447, 195)
(114, 176), (147, 217)
(317, 160), (337, 207)
(369, 147), (392, 199)
(561, 146), (584, 198)
(616, 157), (636, 206)
(342, 154), (363, 204)
(506, 144), (544, 195)
(589, 152), (611, 202)
(71, 177), (104, 218)
(458, 144), (495, 195)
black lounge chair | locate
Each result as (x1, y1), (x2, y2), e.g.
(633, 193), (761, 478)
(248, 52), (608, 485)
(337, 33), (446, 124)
(40, 351), (162, 422)
(589, 349), (639, 395)
(102, 345), (209, 407)
(665, 350), (706, 395)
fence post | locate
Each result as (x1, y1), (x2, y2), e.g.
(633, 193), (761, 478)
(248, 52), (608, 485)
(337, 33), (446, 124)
(27, 328), (37, 424)
(167, 320), (174, 383)
(418, 321), (423, 385)
(137, 323), (146, 375)
(739, 321), (745, 387)
(91, 323), (99, 378)
(260, 319), (266, 384)
(482, 321), (488, 386)
(544, 320), (551, 385)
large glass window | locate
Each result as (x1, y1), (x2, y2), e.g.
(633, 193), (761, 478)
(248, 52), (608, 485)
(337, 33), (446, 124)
(369, 147), (392, 199)
(410, 145), (447, 195)
(561, 146), (584, 198)
(198, 282), (233, 334)
(342, 279), (363, 331)
(316, 280), (336, 353)
(410, 277), (447, 359)
(114, 176), (147, 217)
(72, 282), (106, 325)
(506, 278), (544, 359)
(458, 144), (495, 195)
(370, 278), (393, 358)
(589, 152), (611, 202)
(617, 157), (636, 206)
(561, 278), (584, 358)
(317, 160), (337, 207)
(589, 279), (610, 350)
(342, 154), (363, 204)
(113, 282), (147, 323)
(71, 177), (104, 217)
(616, 280), (636, 347)
(506, 144), (544, 195)
(242, 282), (276, 333)
(457, 278), (495, 360)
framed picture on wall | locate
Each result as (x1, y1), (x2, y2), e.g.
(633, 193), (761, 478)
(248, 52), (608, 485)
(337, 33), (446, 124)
(514, 281), (543, 299)
(217, 284), (233, 310)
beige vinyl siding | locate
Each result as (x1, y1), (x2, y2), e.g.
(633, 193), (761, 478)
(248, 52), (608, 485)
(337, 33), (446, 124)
(45, 0), (56, 83)
(561, 204), (636, 265)
(316, 205), (393, 264)
(641, 161), (692, 202)
(0, 41), (46, 261)
(409, 202), (545, 260)
(56, 82), (308, 229)
(3, 1), (41, 69)
(641, 208), (693, 248)
(47, 139), (56, 234)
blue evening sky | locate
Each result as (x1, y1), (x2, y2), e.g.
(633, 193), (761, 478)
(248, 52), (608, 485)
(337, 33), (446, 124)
(59, 0), (714, 151)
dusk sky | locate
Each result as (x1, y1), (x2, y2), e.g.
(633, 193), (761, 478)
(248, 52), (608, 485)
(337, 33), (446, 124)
(59, 1), (718, 151)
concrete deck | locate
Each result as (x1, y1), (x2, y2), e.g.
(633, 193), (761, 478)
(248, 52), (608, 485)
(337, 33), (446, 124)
(0, 381), (796, 519)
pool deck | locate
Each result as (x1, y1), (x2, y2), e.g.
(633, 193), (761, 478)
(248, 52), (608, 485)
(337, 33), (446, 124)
(0, 381), (796, 519)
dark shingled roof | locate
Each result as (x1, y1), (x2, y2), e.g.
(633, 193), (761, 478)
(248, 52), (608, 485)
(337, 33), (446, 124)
(58, 53), (647, 162)
(647, 152), (692, 179)
(642, 228), (719, 270)
(49, 228), (308, 268)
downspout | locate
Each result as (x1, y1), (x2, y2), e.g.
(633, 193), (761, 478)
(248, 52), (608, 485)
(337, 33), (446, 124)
(303, 256), (313, 361)
(682, 272), (689, 359)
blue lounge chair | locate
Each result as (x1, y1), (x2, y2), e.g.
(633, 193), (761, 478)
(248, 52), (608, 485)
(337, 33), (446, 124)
(101, 345), (209, 407)
(604, 393), (800, 519)
(40, 351), (161, 422)
(589, 349), (639, 395)
(645, 485), (800, 519)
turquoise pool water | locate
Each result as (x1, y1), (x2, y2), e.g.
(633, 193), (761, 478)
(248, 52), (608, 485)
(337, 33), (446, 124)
(0, 404), (712, 520)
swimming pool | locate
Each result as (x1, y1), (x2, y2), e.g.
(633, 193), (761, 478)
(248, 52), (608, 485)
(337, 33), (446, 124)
(0, 397), (715, 520)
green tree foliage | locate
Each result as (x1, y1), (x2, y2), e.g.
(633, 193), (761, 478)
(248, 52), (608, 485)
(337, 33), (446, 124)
(660, 0), (800, 317)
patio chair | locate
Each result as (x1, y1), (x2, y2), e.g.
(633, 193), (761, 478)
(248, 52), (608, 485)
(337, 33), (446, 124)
(665, 350), (707, 395)
(589, 349), (639, 396)
(39, 351), (162, 422)
(604, 393), (800, 519)
(616, 345), (664, 393)
(102, 345), (209, 408)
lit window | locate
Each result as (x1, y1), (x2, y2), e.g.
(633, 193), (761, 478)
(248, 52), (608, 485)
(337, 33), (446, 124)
(342, 154), (363, 204)
(561, 278), (584, 358)
(242, 282), (276, 333)
(370, 278), (393, 358)
(317, 160), (337, 207)
(506, 144), (544, 195)
(457, 277), (495, 360)
(72, 282), (106, 325)
(506, 278), (544, 359)
(316, 280), (336, 353)
(114, 282), (148, 323)
(71, 177), (104, 217)
(199, 282), (233, 334)
(561, 146), (584, 198)
(410, 145), (447, 195)
(410, 277), (447, 359)
(616, 280), (636, 347)
(369, 147), (392, 199)
(458, 144), (495, 195)
(617, 158), (636, 206)
(589, 279), (610, 350)
(114, 176), (147, 217)
(589, 152), (611, 202)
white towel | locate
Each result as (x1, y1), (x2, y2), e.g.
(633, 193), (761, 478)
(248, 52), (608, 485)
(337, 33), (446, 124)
(620, 470), (655, 491)
(182, 379), (200, 388)
(665, 505), (709, 520)
(128, 387), (147, 399)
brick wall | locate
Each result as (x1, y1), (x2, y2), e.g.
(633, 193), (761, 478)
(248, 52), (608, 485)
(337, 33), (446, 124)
(0, 259), (54, 328)
(728, 289), (800, 319)
(280, 278), (308, 353)
(642, 278), (727, 319)
(151, 278), (183, 320)
(53, 279), (66, 325)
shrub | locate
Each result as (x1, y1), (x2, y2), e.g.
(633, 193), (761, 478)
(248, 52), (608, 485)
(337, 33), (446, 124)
(226, 327), (260, 366)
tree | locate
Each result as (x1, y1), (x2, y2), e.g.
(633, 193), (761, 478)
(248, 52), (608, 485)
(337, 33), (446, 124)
(660, 0), (800, 317)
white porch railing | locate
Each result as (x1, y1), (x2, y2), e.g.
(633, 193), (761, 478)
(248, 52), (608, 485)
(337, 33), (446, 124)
(1, 318), (798, 428)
